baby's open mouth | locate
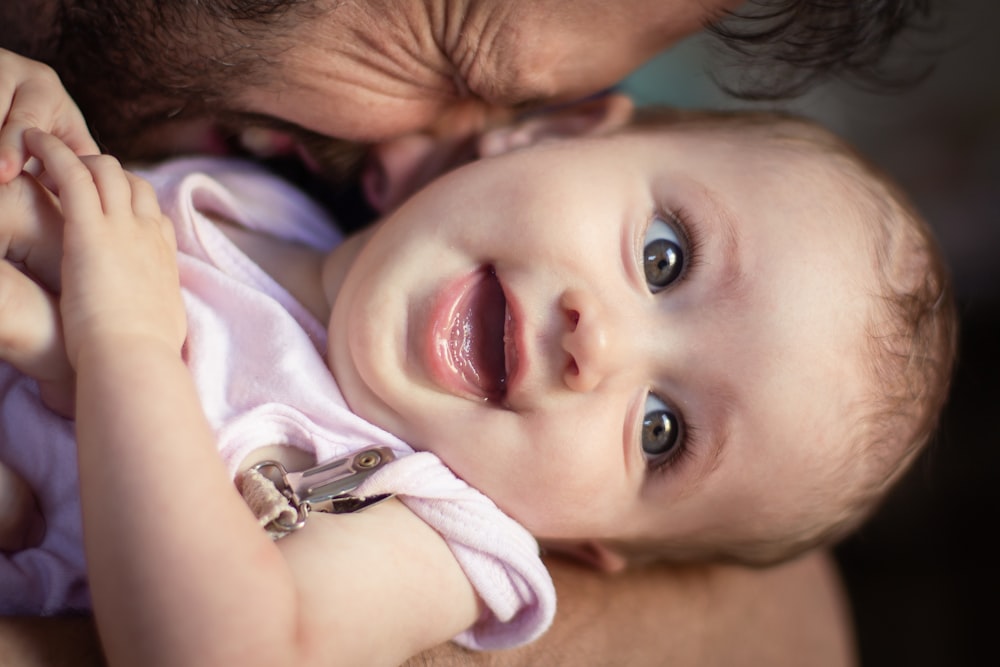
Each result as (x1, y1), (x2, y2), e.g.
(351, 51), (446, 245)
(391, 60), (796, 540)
(443, 265), (509, 402)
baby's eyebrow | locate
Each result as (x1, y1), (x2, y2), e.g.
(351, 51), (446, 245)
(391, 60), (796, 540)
(702, 189), (747, 301)
(670, 394), (732, 503)
(667, 185), (749, 321)
(675, 192), (742, 497)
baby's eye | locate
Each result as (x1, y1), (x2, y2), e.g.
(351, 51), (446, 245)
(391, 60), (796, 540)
(643, 214), (685, 292)
(642, 394), (681, 466)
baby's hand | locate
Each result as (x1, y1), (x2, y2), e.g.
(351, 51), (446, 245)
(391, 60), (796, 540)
(0, 261), (74, 417)
(24, 129), (186, 369)
(0, 49), (99, 184)
(0, 170), (75, 415)
(0, 169), (66, 291)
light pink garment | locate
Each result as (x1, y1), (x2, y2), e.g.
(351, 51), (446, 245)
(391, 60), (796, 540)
(0, 157), (554, 650)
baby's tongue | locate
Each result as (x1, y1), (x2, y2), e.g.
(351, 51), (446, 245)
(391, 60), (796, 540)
(450, 269), (507, 401)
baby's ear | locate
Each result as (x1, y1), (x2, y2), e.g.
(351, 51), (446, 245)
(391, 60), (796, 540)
(546, 539), (629, 574)
(477, 93), (634, 158)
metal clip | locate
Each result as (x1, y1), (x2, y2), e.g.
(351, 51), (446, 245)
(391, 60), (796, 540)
(250, 447), (396, 534)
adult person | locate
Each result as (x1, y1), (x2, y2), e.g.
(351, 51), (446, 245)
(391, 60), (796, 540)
(2, 0), (931, 175)
(0, 1), (933, 665)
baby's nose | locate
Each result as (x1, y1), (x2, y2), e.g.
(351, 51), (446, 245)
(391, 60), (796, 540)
(559, 289), (613, 393)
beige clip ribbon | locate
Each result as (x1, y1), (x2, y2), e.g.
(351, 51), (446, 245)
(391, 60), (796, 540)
(237, 467), (301, 541)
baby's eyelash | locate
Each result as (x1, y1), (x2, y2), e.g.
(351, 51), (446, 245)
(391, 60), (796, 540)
(649, 419), (699, 477)
(665, 205), (705, 286)
(641, 206), (703, 478)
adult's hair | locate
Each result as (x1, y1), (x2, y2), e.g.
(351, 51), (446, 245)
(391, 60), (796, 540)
(1, 0), (938, 167)
(709, 0), (937, 98)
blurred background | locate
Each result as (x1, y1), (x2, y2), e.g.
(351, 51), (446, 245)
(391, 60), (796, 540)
(621, 0), (998, 663)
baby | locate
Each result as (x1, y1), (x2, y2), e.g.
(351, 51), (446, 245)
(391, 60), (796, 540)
(0, 52), (955, 666)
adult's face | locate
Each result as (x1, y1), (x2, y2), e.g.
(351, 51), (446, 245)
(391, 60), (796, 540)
(236, 0), (744, 143)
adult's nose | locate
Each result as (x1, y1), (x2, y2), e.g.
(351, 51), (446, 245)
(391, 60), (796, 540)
(559, 288), (615, 393)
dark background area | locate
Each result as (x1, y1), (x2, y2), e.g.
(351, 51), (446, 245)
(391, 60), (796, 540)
(623, 0), (999, 664)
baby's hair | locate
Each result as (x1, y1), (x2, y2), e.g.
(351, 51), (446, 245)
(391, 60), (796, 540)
(612, 108), (957, 566)
(707, 0), (938, 99)
(825, 130), (957, 541)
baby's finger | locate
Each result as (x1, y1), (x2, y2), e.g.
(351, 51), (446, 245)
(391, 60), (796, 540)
(0, 113), (50, 183)
(49, 108), (100, 158)
(0, 84), (21, 183)
(0, 126), (26, 184)
(22, 129), (102, 217)
(124, 171), (163, 221)
(0, 261), (71, 385)
(78, 154), (135, 215)
(0, 171), (65, 291)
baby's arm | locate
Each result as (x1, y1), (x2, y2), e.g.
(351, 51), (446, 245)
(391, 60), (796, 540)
(0, 549), (858, 667)
(26, 129), (478, 667)
(0, 48), (99, 183)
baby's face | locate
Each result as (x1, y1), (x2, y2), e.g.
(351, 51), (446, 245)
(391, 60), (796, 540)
(326, 127), (879, 545)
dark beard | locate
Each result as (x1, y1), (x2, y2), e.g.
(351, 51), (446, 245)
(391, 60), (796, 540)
(2, 0), (312, 158)
(1, 0), (374, 221)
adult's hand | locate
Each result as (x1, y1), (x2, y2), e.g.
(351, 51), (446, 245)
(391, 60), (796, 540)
(404, 550), (857, 666)
(0, 550), (854, 666)
(0, 48), (99, 183)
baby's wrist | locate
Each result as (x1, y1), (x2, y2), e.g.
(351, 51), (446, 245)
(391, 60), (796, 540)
(69, 327), (183, 373)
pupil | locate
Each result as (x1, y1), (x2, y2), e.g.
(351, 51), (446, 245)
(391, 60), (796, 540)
(645, 239), (682, 288)
(643, 410), (677, 456)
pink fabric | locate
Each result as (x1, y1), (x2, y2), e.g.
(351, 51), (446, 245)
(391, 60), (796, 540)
(0, 157), (554, 650)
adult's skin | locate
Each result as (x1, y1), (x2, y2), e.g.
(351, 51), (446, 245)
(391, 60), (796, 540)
(0, 0), (933, 664)
(2, 0), (929, 166)
(1, 0), (743, 163)
(0, 552), (856, 667)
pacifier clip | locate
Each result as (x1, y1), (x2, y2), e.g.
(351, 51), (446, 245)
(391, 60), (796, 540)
(237, 447), (395, 540)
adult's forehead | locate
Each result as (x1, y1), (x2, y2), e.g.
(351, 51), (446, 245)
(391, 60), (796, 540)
(238, 0), (744, 142)
(451, 0), (744, 103)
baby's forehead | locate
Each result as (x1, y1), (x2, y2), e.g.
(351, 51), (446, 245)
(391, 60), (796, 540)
(620, 120), (926, 558)
(631, 116), (870, 186)
(618, 118), (889, 307)
(678, 128), (884, 247)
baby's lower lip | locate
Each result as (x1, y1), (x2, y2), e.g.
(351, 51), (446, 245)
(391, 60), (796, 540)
(426, 267), (508, 401)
